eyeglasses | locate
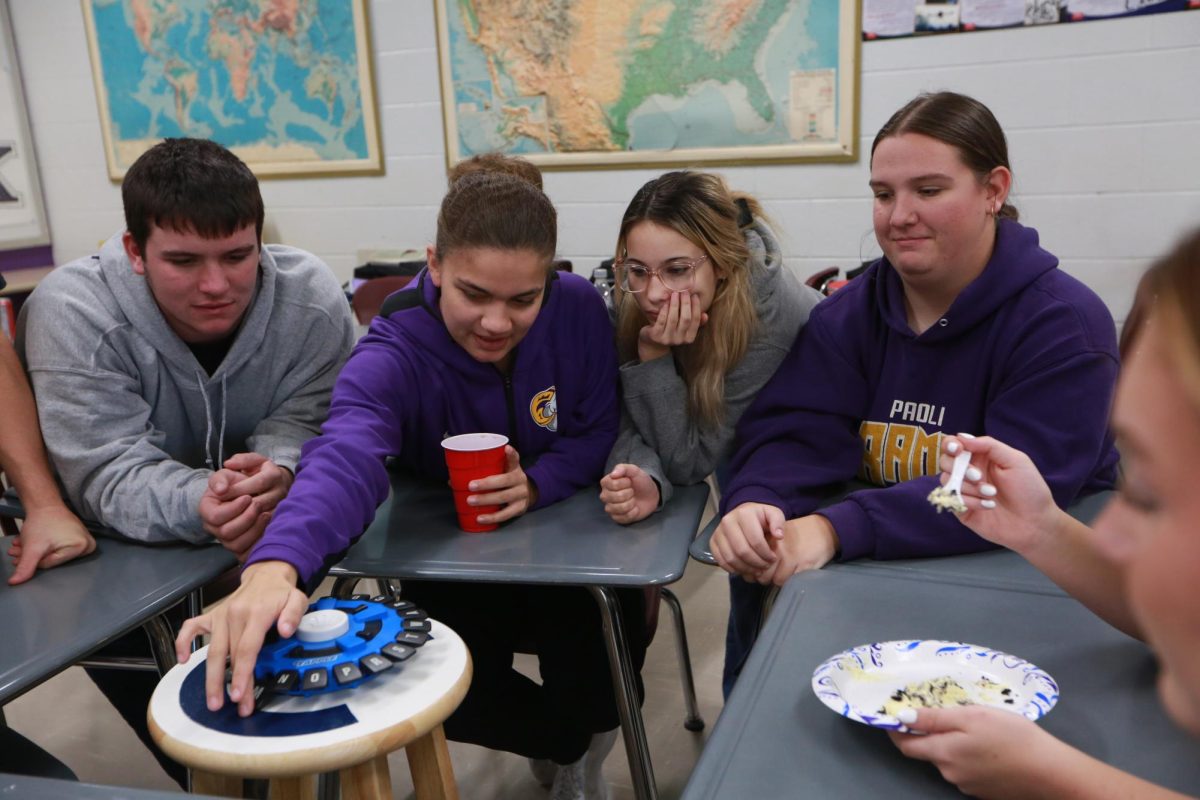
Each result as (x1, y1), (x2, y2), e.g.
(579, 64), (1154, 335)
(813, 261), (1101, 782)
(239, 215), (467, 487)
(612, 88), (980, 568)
(615, 255), (707, 293)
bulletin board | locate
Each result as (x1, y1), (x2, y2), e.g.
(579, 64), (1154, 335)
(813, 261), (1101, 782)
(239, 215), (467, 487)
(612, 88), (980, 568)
(863, 0), (1197, 38)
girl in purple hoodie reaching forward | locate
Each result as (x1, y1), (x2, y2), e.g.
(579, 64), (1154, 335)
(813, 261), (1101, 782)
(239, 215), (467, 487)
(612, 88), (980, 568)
(712, 92), (1121, 690)
(178, 167), (631, 800)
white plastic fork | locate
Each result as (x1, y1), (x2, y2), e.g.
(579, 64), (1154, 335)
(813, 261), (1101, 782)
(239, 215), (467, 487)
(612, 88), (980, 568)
(927, 448), (972, 514)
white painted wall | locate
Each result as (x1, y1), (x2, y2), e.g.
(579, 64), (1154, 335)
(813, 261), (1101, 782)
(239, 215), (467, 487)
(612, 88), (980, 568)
(8, 1), (1200, 325)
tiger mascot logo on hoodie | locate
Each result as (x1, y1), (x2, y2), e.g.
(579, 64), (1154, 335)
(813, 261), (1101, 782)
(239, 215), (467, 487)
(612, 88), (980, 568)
(530, 386), (557, 432)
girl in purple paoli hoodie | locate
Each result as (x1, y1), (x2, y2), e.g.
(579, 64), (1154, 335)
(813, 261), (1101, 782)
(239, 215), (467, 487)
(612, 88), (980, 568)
(712, 92), (1120, 692)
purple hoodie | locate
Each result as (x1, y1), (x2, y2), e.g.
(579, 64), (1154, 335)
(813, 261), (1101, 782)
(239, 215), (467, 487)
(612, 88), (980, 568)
(247, 268), (619, 587)
(721, 219), (1119, 561)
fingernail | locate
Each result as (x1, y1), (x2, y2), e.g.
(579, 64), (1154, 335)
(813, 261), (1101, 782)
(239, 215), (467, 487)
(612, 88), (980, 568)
(958, 432), (976, 439)
(897, 708), (918, 724)
(946, 441), (960, 454)
(468, 481), (478, 491)
(980, 483), (997, 497)
(967, 466), (983, 482)
(208, 697), (221, 711)
(467, 497), (476, 506)
(981, 499), (997, 509)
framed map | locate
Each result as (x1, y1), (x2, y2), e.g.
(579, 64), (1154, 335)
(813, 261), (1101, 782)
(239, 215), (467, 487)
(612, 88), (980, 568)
(82, 0), (382, 180)
(435, 0), (861, 170)
(0, 0), (51, 251)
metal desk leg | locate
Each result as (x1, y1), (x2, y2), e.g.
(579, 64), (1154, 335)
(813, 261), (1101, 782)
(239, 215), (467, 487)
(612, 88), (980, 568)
(588, 585), (657, 800)
(143, 613), (179, 676)
(186, 589), (203, 653)
(660, 587), (704, 732)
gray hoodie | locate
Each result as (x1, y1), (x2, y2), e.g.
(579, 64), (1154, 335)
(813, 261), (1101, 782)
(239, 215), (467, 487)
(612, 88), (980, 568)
(606, 220), (823, 504)
(18, 233), (354, 543)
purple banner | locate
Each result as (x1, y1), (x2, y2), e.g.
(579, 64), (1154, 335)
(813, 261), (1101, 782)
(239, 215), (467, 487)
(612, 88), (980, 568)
(0, 245), (53, 271)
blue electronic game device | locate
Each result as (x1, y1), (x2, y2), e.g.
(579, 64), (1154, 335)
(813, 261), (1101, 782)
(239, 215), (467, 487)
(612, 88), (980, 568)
(252, 594), (432, 700)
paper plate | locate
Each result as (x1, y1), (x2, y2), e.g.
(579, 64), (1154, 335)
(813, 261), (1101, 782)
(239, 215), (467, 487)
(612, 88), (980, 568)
(811, 639), (1058, 730)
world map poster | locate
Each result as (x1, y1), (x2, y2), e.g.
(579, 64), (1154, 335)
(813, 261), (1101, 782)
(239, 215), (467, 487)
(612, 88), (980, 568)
(436, 0), (860, 169)
(83, 0), (382, 179)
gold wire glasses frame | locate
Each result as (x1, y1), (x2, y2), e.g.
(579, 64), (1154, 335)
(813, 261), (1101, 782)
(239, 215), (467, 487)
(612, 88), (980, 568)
(615, 254), (708, 293)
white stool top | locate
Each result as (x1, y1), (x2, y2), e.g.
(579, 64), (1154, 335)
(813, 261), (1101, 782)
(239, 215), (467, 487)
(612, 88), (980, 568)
(149, 619), (471, 778)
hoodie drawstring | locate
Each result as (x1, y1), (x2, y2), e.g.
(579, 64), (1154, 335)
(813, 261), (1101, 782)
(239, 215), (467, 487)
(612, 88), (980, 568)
(196, 371), (229, 471)
(218, 374), (227, 469)
(197, 369), (215, 471)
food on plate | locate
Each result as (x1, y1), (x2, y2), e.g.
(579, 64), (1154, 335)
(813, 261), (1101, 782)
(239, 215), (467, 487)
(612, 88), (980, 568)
(879, 674), (1015, 716)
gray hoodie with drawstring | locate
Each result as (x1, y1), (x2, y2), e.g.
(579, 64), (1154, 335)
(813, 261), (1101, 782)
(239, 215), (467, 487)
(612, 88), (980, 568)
(17, 232), (354, 543)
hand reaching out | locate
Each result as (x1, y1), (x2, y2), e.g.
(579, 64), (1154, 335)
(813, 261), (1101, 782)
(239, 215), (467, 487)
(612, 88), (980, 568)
(174, 560), (308, 717)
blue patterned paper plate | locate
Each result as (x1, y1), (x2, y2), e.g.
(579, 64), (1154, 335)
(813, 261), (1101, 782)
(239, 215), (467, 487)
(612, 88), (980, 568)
(811, 639), (1058, 730)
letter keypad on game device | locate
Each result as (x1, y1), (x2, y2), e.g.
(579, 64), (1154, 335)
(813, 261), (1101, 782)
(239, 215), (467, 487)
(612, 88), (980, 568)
(252, 595), (432, 702)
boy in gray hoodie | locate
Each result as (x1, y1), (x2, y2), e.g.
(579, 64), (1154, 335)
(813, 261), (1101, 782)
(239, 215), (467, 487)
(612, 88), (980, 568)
(17, 138), (354, 784)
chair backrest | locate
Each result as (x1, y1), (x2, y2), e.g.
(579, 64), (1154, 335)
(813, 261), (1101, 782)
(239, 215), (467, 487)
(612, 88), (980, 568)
(351, 276), (416, 325)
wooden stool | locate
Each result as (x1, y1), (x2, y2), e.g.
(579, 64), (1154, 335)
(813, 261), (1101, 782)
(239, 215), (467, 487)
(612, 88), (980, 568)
(148, 620), (471, 799)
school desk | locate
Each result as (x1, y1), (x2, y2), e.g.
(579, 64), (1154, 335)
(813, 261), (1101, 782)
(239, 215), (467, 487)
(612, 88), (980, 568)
(0, 533), (235, 704)
(0, 774), (225, 799)
(327, 474), (711, 800)
(681, 547), (1200, 798)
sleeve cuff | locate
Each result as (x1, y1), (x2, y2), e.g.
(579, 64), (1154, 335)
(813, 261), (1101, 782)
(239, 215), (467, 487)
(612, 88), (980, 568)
(720, 486), (788, 517)
(619, 355), (679, 398)
(244, 543), (316, 587)
(817, 499), (872, 561)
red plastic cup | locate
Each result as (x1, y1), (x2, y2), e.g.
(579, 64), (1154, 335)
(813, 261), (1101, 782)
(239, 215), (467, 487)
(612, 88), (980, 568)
(441, 433), (509, 532)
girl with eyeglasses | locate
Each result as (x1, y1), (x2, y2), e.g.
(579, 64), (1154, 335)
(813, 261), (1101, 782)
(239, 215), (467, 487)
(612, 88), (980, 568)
(711, 92), (1122, 694)
(598, 171), (822, 527)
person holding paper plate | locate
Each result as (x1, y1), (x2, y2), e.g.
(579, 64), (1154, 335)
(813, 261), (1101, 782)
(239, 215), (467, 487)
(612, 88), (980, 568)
(891, 227), (1200, 799)
(711, 91), (1122, 692)
(177, 162), (635, 800)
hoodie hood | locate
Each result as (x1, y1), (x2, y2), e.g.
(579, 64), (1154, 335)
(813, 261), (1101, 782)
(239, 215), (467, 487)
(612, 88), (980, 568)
(98, 232), (275, 380)
(875, 218), (1058, 343)
(743, 217), (787, 312)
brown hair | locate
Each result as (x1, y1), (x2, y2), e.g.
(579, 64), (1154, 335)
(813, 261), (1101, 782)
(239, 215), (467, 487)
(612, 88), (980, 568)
(448, 152), (543, 190)
(1139, 227), (1200, 409)
(614, 171), (761, 429)
(871, 91), (1018, 221)
(435, 171), (556, 263)
(123, 138), (264, 252)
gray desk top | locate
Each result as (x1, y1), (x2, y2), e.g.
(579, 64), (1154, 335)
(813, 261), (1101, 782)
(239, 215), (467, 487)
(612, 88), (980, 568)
(0, 774), (224, 799)
(0, 535), (236, 704)
(683, 552), (1200, 798)
(689, 489), (1115, 571)
(330, 474), (709, 586)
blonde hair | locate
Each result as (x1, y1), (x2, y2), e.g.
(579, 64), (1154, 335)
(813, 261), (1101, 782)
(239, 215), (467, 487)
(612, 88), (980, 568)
(1141, 227), (1200, 411)
(614, 171), (762, 429)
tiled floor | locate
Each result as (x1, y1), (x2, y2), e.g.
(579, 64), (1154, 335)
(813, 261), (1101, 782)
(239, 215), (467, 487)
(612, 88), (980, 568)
(4, 504), (732, 799)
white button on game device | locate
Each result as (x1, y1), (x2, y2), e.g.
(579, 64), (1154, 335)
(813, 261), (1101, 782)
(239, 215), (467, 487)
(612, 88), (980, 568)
(297, 609), (350, 642)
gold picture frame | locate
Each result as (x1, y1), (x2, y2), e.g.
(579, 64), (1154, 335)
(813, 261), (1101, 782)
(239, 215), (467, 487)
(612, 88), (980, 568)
(435, 0), (861, 171)
(82, 0), (383, 180)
